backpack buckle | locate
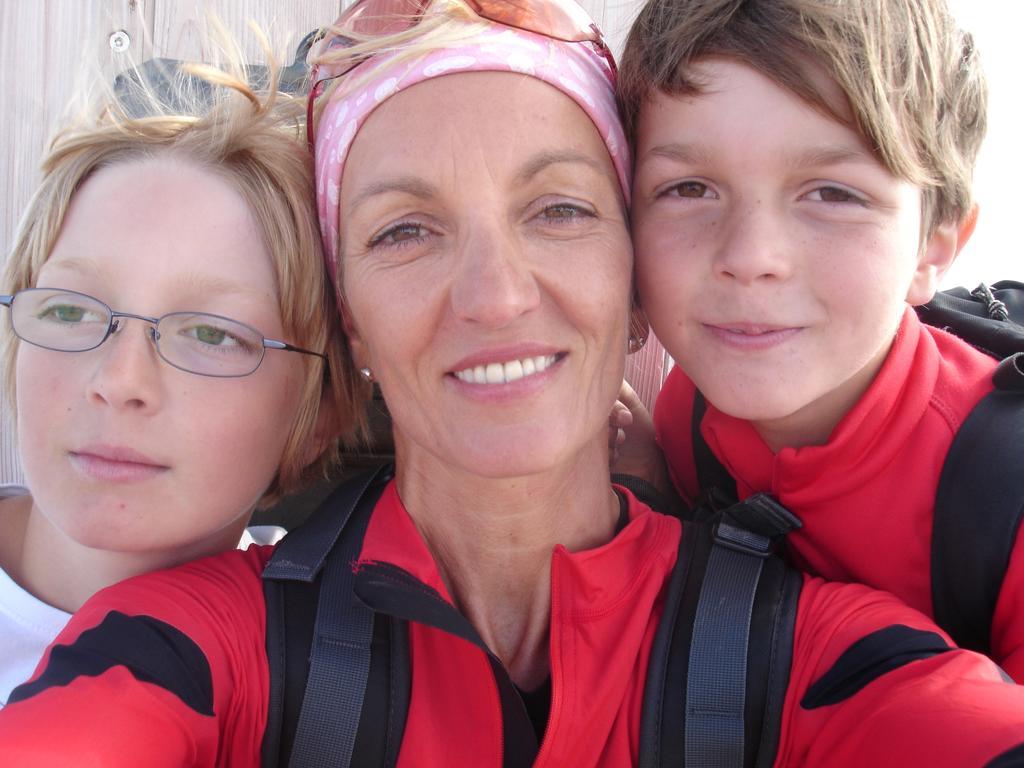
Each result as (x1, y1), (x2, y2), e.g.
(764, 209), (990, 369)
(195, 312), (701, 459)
(692, 485), (737, 524)
(971, 283), (1010, 322)
(714, 519), (774, 558)
(712, 493), (803, 558)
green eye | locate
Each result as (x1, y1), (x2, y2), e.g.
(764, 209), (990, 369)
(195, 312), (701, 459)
(193, 325), (235, 346)
(39, 304), (89, 323)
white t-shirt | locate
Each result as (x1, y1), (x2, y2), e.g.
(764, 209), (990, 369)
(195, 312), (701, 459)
(0, 484), (286, 706)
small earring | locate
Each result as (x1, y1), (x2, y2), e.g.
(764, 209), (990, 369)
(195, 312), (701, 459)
(627, 334), (647, 353)
(628, 300), (650, 354)
(359, 367), (374, 382)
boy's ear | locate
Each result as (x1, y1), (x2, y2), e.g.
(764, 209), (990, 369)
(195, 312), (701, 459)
(906, 203), (979, 306)
(957, 202), (980, 250)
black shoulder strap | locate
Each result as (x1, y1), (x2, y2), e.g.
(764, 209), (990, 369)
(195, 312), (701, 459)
(261, 463), (395, 768)
(612, 473), (686, 517)
(690, 390), (739, 527)
(692, 391), (738, 505)
(639, 494), (802, 768)
(931, 354), (1024, 655)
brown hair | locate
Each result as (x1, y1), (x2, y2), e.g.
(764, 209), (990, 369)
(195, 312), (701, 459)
(1, 42), (367, 506)
(617, 0), (987, 234)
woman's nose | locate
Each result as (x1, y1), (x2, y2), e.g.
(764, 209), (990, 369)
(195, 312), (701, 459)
(712, 202), (794, 285)
(86, 320), (164, 411)
(449, 224), (541, 328)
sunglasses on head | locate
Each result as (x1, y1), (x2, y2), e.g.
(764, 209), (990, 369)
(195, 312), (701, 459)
(306, 0), (614, 147)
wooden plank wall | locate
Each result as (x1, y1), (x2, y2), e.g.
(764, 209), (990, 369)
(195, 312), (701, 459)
(0, 0), (645, 484)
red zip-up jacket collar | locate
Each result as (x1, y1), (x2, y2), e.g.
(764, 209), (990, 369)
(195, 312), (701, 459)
(354, 481), (683, 767)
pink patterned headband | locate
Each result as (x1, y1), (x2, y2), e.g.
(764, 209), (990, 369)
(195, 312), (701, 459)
(312, 24), (631, 283)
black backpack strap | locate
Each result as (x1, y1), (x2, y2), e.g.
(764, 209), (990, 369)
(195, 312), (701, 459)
(638, 517), (701, 768)
(692, 390), (738, 498)
(639, 495), (802, 768)
(263, 564), (315, 767)
(692, 390), (738, 522)
(686, 496), (802, 767)
(994, 352), (1024, 391)
(931, 365), (1024, 655)
(261, 463), (395, 768)
(612, 473), (686, 517)
(349, 613), (410, 766)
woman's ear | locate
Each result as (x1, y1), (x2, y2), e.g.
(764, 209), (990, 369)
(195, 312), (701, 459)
(339, 300), (370, 370)
(906, 204), (979, 306)
(628, 296), (650, 354)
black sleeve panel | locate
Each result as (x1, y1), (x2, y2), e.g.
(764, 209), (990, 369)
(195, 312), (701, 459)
(8, 610), (214, 716)
(801, 624), (955, 710)
(986, 743), (1024, 768)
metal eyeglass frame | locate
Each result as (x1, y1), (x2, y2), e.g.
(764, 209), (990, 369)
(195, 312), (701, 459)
(0, 288), (325, 378)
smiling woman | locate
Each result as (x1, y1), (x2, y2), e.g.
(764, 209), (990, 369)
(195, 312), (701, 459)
(339, 72), (632, 481)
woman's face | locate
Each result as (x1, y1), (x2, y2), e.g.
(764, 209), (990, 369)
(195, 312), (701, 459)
(340, 72), (631, 479)
(16, 158), (305, 559)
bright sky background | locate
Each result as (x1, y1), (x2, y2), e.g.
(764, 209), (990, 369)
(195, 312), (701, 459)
(942, 0), (1023, 288)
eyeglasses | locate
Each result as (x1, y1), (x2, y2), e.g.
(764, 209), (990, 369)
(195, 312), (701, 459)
(0, 287), (325, 378)
(307, 0), (615, 147)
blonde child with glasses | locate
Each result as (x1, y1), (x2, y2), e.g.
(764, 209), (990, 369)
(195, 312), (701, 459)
(0, 48), (365, 706)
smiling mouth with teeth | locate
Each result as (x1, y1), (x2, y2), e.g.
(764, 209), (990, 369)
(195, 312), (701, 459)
(453, 354), (560, 385)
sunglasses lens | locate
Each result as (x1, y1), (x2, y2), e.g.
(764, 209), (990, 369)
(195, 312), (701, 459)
(334, 0), (427, 37)
(469, 0), (598, 42)
(310, 0), (610, 121)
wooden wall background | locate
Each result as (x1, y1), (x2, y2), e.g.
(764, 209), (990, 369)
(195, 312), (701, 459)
(0, 0), (655, 484)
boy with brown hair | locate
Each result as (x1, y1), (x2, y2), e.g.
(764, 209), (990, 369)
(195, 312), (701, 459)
(619, 0), (1024, 678)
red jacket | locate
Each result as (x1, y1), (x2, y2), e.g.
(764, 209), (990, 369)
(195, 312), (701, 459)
(655, 306), (1024, 680)
(1, 480), (1023, 766)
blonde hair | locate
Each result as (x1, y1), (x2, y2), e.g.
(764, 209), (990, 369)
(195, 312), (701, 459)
(1, 38), (367, 506)
(314, 0), (488, 95)
(617, 0), (987, 235)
